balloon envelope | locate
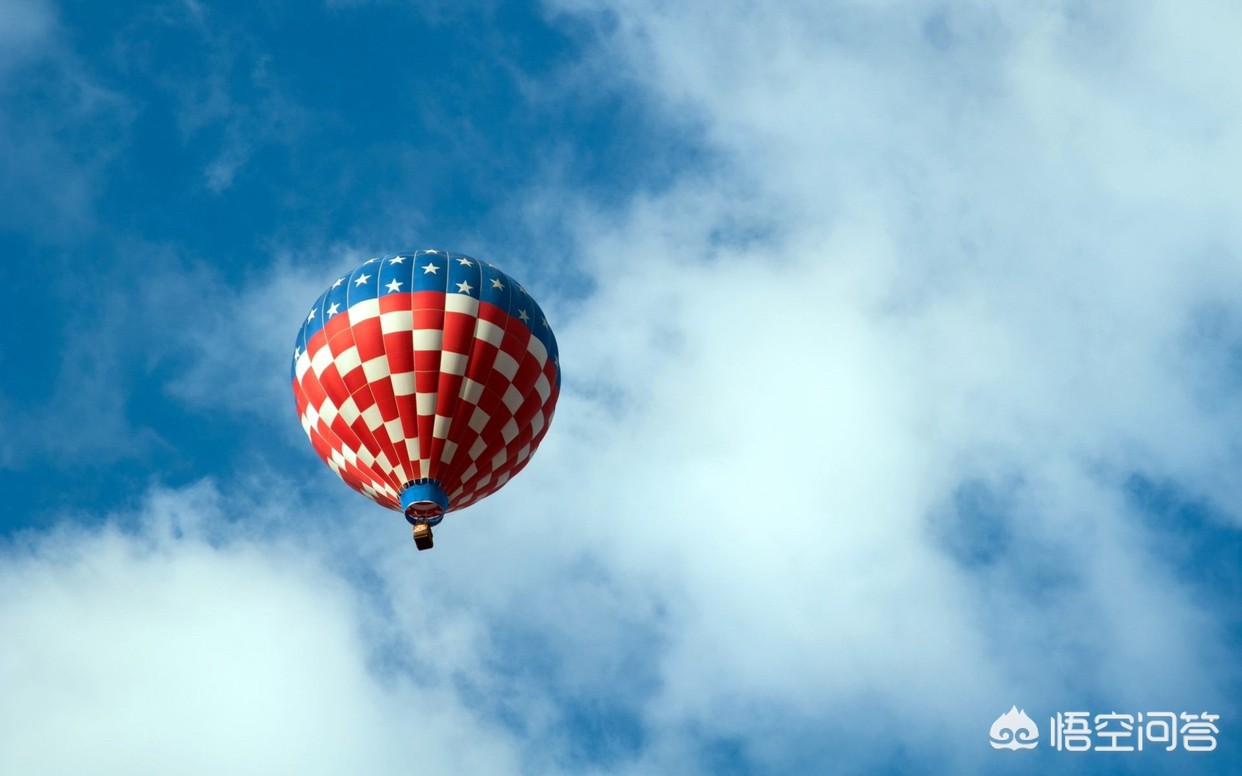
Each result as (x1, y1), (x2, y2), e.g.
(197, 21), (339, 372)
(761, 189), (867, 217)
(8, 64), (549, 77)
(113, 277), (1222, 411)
(291, 250), (560, 526)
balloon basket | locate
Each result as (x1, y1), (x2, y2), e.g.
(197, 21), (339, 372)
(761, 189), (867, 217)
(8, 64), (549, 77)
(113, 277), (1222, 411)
(413, 523), (434, 551)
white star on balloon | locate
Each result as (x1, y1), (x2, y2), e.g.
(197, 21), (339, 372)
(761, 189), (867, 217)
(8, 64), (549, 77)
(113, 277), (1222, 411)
(422, 263), (439, 274)
(386, 279), (402, 292)
(517, 309), (529, 321)
(306, 309), (316, 322)
(389, 256), (406, 264)
(326, 302), (340, 317)
(457, 257), (473, 266)
(490, 278), (504, 290)
(354, 273), (371, 286)
(332, 277), (345, 288)
(456, 280), (474, 294)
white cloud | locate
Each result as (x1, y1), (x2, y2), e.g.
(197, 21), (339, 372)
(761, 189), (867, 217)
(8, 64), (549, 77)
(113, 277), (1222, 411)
(519, 0), (1242, 768)
(0, 481), (528, 775)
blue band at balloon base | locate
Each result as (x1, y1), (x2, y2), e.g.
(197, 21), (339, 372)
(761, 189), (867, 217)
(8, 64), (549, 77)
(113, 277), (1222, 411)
(401, 479), (449, 525)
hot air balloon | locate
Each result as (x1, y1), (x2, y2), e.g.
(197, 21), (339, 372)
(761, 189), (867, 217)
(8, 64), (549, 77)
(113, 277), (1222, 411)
(291, 250), (560, 550)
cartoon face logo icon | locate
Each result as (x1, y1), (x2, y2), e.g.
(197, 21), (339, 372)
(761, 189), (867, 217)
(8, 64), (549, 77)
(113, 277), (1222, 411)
(990, 706), (1039, 750)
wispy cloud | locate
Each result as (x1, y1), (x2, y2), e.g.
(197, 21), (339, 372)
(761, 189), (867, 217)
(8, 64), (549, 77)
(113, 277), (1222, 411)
(0, 0), (129, 238)
(108, 1), (307, 194)
(0, 0), (53, 71)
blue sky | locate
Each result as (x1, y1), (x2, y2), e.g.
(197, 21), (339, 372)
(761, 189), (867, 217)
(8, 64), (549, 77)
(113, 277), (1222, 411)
(2, 1), (1241, 774)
